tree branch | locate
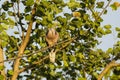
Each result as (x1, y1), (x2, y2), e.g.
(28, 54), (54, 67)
(0, 36), (77, 63)
(88, 0), (112, 21)
(98, 0), (112, 18)
(0, 41), (6, 80)
(97, 60), (120, 80)
(11, 2), (36, 80)
(18, 36), (77, 73)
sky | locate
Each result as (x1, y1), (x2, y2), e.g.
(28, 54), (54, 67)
(97, 0), (120, 51)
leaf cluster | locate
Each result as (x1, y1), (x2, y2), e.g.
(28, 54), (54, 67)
(0, 0), (119, 80)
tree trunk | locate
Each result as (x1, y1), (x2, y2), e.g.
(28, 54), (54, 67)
(0, 46), (6, 80)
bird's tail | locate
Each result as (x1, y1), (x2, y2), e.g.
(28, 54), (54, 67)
(49, 49), (56, 63)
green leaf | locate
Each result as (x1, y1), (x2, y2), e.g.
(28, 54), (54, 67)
(63, 53), (67, 60)
(63, 60), (68, 67)
(40, 17), (48, 26)
(63, 53), (68, 67)
(47, 13), (53, 22)
(8, 18), (15, 26)
(51, 5), (62, 14)
(104, 25), (111, 29)
(8, 47), (16, 53)
(103, 10), (107, 14)
(14, 31), (19, 34)
(2, 1), (9, 11)
(24, 50), (30, 54)
(0, 31), (8, 41)
(41, 1), (49, 7)
(78, 53), (84, 59)
(67, 1), (80, 8)
(69, 55), (76, 62)
(110, 4), (117, 10)
(96, 2), (104, 8)
(79, 30), (85, 35)
(50, 71), (55, 76)
(8, 3), (13, 7)
(8, 11), (14, 16)
(106, 48), (113, 53)
(52, 0), (62, 4)
(69, 26), (75, 30)
(0, 66), (4, 70)
(93, 72), (98, 78)
(0, 24), (8, 30)
(116, 67), (120, 70)
(25, 15), (32, 21)
(117, 32), (120, 38)
(8, 70), (13, 75)
(64, 13), (71, 19)
(115, 27), (120, 31)
(110, 74), (120, 80)
(24, 6), (32, 13)
(97, 27), (105, 35)
(97, 27), (103, 32)
(37, 52), (42, 56)
(0, 32), (9, 48)
(83, 14), (89, 20)
(26, 0), (34, 6)
(1, 41), (8, 48)
(71, 18), (82, 27)
(110, 2), (120, 10)
(78, 77), (86, 80)
(0, 75), (4, 80)
(49, 64), (55, 70)
(105, 29), (112, 34)
(1, 12), (6, 19)
(116, 41), (120, 45)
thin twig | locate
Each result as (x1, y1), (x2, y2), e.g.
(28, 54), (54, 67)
(98, 0), (112, 18)
(13, 4), (21, 33)
(88, 0), (112, 21)
(17, 0), (20, 18)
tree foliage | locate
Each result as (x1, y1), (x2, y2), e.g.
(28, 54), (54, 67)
(0, 0), (120, 80)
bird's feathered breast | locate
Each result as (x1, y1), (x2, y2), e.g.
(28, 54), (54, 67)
(46, 28), (58, 39)
(46, 28), (59, 46)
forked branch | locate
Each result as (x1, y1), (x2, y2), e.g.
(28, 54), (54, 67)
(11, 1), (37, 80)
(98, 60), (120, 80)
